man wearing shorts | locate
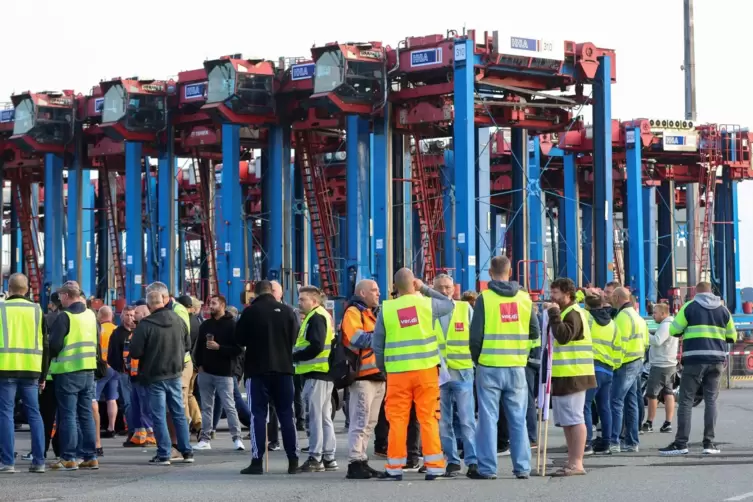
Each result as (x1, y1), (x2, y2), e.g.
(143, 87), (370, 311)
(643, 303), (677, 433)
(547, 278), (596, 477)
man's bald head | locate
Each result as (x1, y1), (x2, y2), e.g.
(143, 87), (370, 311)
(98, 306), (113, 323)
(611, 287), (631, 307)
(8, 273), (28, 296)
(355, 279), (380, 308)
(394, 268), (415, 294)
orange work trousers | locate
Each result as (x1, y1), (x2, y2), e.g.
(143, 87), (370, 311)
(385, 367), (445, 476)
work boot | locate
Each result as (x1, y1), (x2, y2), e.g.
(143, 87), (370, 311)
(288, 457), (299, 474)
(298, 456), (324, 472)
(361, 460), (380, 477)
(240, 458), (264, 475)
(377, 471), (403, 481)
(445, 463), (461, 477)
(346, 461), (372, 479)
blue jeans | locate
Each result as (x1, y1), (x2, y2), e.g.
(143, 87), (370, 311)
(0, 378), (45, 466)
(118, 373), (132, 432)
(610, 359), (642, 446)
(475, 366), (530, 477)
(585, 370), (613, 445)
(133, 382), (153, 430)
(440, 368), (477, 466)
(525, 366), (538, 442)
(55, 371), (96, 462)
(147, 377), (192, 459)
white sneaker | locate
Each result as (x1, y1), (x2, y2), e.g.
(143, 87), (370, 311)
(193, 440), (212, 450)
(234, 439), (245, 451)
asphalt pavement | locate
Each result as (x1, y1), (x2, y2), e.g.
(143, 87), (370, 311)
(5, 387), (753, 502)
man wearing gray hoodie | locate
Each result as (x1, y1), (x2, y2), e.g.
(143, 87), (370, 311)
(660, 282), (737, 456)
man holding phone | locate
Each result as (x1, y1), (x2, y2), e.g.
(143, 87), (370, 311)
(193, 295), (244, 451)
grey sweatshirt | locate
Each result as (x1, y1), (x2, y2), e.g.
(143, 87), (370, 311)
(649, 316), (678, 367)
(373, 285), (455, 372)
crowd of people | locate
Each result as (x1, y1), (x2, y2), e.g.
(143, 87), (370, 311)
(0, 256), (737, 479)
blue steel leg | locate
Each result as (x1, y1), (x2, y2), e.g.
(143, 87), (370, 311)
(145, 170), (157, 285)
(66, 166), (80, 283)
(264, 125), (288, 288)
(581, 204), (593, 286)
(443, 150), (456, 276)
(124, 142), (144, 304)
(511, 129), (526, 285)
(44, 153), (64, 306)
(158, 129), (178, 292)
(527, 136), (544, 291)
(452, 38), (477, 292)
(345, 116), (371, 297)
(643, 187), (657, 303)
(559, 153), (579, 281)
(402, 145), (413, 272)
(476, 128), (491, 285)
(372, 109), (391, 296)
(218, 124), (244, 306)
(624, 127), (646, 314)
(10, 199), (20, 276)
(66, 168), (94, 296)
(177, 227), (185, 293)
(729, 176), (742, 313)
(592, 55), (614, 287)
(657, 181), (675, 300)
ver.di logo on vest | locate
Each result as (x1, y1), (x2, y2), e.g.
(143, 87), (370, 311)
(499, 303), (519, 322)
(397, 306), (419, 327)
(454, 322), (464, 332)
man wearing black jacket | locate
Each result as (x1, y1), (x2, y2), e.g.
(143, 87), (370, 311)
(192, 295), (244, 451)
(107, 306), (135, 442)
(129, 292), (193, 465)
(236, 280), (299, 475)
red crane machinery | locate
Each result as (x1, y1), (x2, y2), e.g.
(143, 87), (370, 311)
(202, 56), (277, 125)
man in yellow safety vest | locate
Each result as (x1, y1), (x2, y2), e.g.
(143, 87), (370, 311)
(547, 277), (596, 476)
(372, 268), (455, 481)
(293, 286), (337, 473)
(0, 273), (47, 473)
(433, 273), (477, 477)
(48, 281), (102, 471)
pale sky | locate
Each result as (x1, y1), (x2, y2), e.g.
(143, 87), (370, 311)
(2, 0), (751, 284)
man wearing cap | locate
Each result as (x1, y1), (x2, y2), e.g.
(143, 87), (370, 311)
(48, 281), (102, 471)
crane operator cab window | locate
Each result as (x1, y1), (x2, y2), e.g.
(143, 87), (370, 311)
(314, 49), (383, 105)
(125, 93), (165, 132)
(13, 97), (73, 144)
(207, 62), (274, 116)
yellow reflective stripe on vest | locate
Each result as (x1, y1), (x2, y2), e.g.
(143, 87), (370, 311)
(479, 290), (532, 367)
(552, 304), (595, 377)
(588, 315), (619, 368)
(294, 306), (334, 374)
(382, 295), (440, 373)
(445, 301), (472, 370)
(50, 309), (98, 374)
(0, 299), (43, 372)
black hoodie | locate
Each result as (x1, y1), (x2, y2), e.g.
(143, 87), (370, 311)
(470, 280), (541, 365)
(129, 307), (190, 384)
(194, 312), (241, 377)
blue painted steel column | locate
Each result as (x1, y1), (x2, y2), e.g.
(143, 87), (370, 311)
(264, 125), (288, 287)
(66, 166), (79, 283)
(452, 37), (477, 292)
(476, 128), (491, 285)
(657, 181), (675, 301)
(443, 150), (455, 275)
(527, 136), (545, 291)
(372, 110), (391, 296)
(592, 55), (614, 287)
(624, 127), (646, 314)
(581, 204), (593, 286)
(10, 201), (20, 275)
(643, 187), (657, 303)
(158, 130), (178, 292)
(124, 142), (143, 303)
(559, 153), (579, 281)
(44, 153), (64, 306)
(345, 116), (370, 297)
(82, 175), (94, 297)
(66, 167), (95, 295)
(511, 129), (526, 285)
(177, 227), (185, 293)
(729, 177), (742, 313)
(145, 168), (157, 285)
(218, 124), (244, 306)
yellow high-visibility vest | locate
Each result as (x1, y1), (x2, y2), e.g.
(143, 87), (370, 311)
(0, 298), (43, 373)
(551, 304), (595, 378)
(478, 290), (532, 367)
(382, 295), (440, 373)
(294, 306), (334, 374)
(50, 309), (98, 375)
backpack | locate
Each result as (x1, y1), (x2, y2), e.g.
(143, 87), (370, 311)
(330, 307), (364, 390)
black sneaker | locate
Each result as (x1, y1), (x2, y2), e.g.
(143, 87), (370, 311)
(373, 448), (387, 458)
(445, 463), (461, 476)
(101, 430), (116, 439)
(346, 461), (372, 479)
(377, 471), (403, 481)
(660, 421), (673, 433)
(659, 442), (689, 456)
(240, 459), (264, 475)
(515, 473), (529, 480)
(467, 468), (497, 480)
(268, 442), (281, 452)
(361, 461), (379, 477)
(296, 421), (305, 432)
(417, 465), (427, 474)
(301, 446), (310, 453)
(182, 452), (194, 464)
(404, 460), (420, 472)
(702, 441), (720, 455)
(96, 447), (104, 457)
(497, 444), (511, 456)
(298, 456), (324, 472)
(584, 445), (594, 456)
(466, 464), (479, 477)
(288, 457), (299, 474)
(641, 421), (653, 433)
(323, 459), (338, 471)
(149, 455), (171, 466)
